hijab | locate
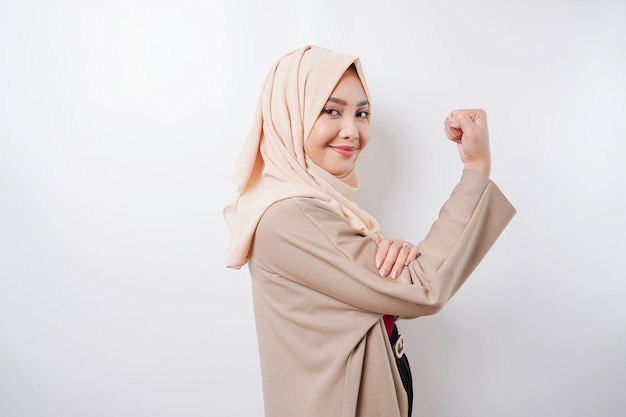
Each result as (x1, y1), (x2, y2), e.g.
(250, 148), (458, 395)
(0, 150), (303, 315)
(224, 45), (380, 269)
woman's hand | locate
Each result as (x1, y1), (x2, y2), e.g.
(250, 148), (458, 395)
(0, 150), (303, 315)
(444, 109), (491, 177)
(374, 237), (420, 279)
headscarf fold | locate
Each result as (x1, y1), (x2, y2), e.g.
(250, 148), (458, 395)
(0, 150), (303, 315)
(224, 45), (380, 269)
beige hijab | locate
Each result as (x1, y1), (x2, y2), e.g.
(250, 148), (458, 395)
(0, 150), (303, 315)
(224, 45), (380, 269)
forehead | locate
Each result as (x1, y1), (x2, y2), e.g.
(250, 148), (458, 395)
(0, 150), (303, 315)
(328, 70), (368, 100)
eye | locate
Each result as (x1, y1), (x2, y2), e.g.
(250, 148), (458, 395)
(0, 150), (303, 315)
(322, 108), (341, 116)
(356, 111), (370, 119)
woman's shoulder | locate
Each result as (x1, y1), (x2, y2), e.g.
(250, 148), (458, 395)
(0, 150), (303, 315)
(257, 198), (348, 238)
(252, 197), (369, 268)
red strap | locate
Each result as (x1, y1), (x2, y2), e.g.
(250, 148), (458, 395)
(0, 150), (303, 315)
(383, 315), (394, 338)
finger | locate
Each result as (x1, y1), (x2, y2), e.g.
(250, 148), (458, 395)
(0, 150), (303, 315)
(375, 238), (392, 269)
(446, 114), (476, 138)
(444, 121), (462, 143)
(390, 252), (409, 279)
(450, 108), (487, 122)
(449, 109), (487, 132)
(390, 242), (413, 279)
(449, 111), (488, 146)
(380, 242), (401, 277)
(404, 246), (420, 266)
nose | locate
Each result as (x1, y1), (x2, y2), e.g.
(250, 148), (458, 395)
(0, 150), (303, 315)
(340, 117), (359, 141)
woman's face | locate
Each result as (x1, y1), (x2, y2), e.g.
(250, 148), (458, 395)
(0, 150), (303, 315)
(306, 69), (370, 177)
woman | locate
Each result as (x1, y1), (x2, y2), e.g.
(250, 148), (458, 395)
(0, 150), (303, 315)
(224, 45), (515, 417)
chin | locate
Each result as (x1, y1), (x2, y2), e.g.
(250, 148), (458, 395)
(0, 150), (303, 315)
(334, 166), (357, 179)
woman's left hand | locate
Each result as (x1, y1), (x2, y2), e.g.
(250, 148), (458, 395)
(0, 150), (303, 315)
(374, 237), (420, 279)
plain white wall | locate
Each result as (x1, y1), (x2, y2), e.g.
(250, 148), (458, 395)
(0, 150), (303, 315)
(1, 1), (624, 416)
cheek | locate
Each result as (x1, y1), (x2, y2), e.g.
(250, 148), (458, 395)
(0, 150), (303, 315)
(305, 123), (319, 153)
(359, 125), (371, 149)
(307, 121), (333, 151)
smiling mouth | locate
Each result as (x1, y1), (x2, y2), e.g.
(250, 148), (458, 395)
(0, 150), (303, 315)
(329, 146), (356, 157)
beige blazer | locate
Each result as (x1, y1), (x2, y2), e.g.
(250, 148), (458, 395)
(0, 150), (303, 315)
(248, 170), (516, 417)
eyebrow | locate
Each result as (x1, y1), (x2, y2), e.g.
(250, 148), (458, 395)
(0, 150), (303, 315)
(327, 97), (369, 107)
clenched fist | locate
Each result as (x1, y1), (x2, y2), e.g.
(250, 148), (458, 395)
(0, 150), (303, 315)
(444, 109), (491, 177)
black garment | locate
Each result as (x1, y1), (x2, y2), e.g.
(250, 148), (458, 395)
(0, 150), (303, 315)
(390, 325), (413, 417)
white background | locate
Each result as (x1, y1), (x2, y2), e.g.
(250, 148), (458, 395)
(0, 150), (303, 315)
(1, 1), (625, 416)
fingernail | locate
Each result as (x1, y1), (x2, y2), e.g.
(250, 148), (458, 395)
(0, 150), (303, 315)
(376, 259), (382, 268)
(379, 267), (389, 277)
(391, 269), (399, 279)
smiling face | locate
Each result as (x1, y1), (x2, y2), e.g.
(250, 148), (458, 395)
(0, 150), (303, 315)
(305, 68), (370, 178)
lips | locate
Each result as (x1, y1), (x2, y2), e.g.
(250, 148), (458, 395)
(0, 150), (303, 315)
(329, 146), (356, 157)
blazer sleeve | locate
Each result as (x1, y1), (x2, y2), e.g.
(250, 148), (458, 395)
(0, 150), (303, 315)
(250, 170), (516, 318)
